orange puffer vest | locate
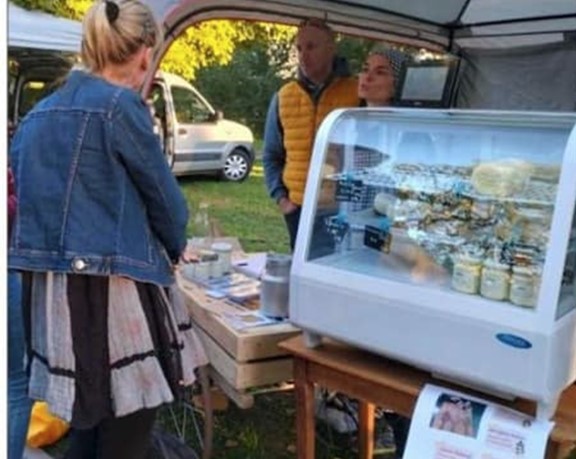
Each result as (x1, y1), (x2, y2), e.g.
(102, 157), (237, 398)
(278, 77), (357, 205)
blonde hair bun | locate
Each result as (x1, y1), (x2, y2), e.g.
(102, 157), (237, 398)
(81, 0), (161, 72)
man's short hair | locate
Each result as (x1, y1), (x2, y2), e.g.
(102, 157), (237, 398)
(298, 17), (335, 38)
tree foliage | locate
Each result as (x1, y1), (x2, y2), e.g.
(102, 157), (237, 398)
(11, 0), (384, 139)
(162, 21), (295, 81)
(11, 0), (295, 80)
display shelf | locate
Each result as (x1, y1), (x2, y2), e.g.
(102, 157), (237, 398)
(328, 167), (558, 208)
(292, 108), (576, 417)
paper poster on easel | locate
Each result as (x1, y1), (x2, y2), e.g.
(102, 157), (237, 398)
(404, 384), (554, 459)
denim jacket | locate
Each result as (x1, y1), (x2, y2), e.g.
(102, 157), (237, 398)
(9, 71), (188, 286)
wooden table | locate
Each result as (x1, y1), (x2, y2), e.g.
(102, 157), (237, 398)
(280, 336), (576, 459)
(177, 239), (300, 408)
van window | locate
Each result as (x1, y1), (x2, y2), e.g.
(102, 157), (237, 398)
(171, 85), (213, 123)
(150, 84), (167, 119)
(19, 80), (54, 118)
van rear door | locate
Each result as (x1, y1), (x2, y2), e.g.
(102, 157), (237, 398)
(170, 84), (224, 175)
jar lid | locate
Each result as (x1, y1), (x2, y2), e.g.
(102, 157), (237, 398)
(454, 254), (482, 265)
(483, 259), (509, 270)
(211, 242), (233, 252)
(199, 250), (218, 262)
(266, 253), (292, 268)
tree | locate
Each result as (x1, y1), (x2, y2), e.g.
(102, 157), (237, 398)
(10, 0), (294, 80)
(193, 24), (295, 137)
(161, 21), (293, 81)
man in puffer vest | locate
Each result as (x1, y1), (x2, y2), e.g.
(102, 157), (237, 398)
(263, 18), (358, 251)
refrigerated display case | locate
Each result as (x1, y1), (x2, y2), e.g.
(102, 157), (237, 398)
(290, 108), (576, 419)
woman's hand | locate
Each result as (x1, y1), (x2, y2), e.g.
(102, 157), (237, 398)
(179, 248), (199, 264)
(278, 197), (298, 215)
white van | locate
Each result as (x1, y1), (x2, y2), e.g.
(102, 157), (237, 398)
(8, 3), (255, 181)
(149, 72), (255, 181)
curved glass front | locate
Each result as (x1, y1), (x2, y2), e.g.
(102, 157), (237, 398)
(305, 109), (576, 316)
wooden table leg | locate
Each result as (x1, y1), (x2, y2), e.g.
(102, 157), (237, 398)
(545, 440), (574, 459)
(358, 400), (375, 459)
(294, 357), (315, 459)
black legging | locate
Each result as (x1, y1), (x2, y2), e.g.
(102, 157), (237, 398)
(63, 408), (157, 459)
(384, 412), (411, 458)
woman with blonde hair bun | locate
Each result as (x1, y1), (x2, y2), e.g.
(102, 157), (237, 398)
(8, 1), (207, 458)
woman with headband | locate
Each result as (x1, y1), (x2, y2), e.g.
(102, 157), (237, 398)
(8, 1), (207, 457)
(358, 46), (406, 107)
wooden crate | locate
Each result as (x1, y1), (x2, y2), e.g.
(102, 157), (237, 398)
(177, 272), (299, 406)
(179, 277), (299, 362)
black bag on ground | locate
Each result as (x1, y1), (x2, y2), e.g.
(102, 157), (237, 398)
(146, 428), (200, 459)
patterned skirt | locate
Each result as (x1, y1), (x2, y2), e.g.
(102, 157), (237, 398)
(21, 272), (208, 429)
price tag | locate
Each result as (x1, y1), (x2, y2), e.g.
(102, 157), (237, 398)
(364, 220), (392, 253)
(324, 215), (350, 243)
(335, 178), (364, 202)
(500, 241), (539, 266)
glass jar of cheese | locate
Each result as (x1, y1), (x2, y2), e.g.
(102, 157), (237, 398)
(480, 259), (510, 301)
(510, 266), (537, 307)
(452, 255), (482, 294)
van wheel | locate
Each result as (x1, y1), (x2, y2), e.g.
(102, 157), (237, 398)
(221, 148), (251, 182)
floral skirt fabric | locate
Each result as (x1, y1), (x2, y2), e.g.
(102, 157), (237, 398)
(21, 272), (208, 429)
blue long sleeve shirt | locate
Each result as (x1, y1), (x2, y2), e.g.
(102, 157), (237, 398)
(262, 93), (287, 202)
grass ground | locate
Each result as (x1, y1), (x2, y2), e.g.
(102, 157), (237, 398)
(180, 163), (290, 254)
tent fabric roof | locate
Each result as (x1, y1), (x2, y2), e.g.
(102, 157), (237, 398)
(8, 2), (82, 53)
(145, 0), (576, 50)
(147, 0), (576, 26)
(8, 0), (573, 53)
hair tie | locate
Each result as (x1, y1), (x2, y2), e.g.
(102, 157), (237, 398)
(105, 1), (120, 24)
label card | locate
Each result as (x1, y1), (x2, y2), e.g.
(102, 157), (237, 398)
(325, 216), (350, 244)
(335, 178), (364, 202)
(364, 224), (392, 253)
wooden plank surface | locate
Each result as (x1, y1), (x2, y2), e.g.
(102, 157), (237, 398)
(280, 336), (576, 450)
(196, 327), (294, 390)
(178, 274), (300, 362)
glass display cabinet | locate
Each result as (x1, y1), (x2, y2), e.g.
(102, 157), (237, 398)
(290, 108), (576, 419)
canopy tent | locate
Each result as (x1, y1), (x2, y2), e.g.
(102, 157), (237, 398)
(144, 0), (576, 111)
(146, 0), (576, 51)
(8, 0), (574, 110)
(8, 2), (82, 53)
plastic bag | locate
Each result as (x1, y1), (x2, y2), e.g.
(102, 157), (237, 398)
(146, 428), (200, 459)
(27, 402), (70, 448)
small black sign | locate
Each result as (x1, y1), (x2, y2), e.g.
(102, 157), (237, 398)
(364, 224), (392, 253)
(335, 178), (364, 202)
(324, 216), (350, 243)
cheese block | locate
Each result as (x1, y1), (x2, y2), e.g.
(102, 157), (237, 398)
(471, 159), (533, 197)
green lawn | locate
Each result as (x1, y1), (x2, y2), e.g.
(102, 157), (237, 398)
(179, 163), (290, 254)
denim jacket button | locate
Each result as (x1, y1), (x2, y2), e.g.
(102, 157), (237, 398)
(72, 258), (87, 271)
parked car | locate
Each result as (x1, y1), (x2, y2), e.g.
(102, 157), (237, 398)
(8, 3), (256, 181)
(149, 71), (255, 181)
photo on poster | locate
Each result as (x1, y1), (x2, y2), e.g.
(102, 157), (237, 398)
(429, 393), (487, 438)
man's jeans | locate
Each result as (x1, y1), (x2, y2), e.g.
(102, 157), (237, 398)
(283, 206), (336, 258)
(8, 270), (32, 459)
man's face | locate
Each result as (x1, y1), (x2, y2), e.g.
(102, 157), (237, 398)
(295, 25), (336, 84)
